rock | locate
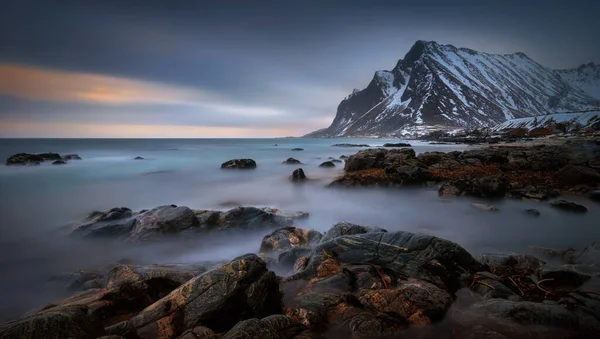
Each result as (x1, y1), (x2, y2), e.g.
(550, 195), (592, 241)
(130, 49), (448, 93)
(330, 159), (342, 163)
(114, 254), (282, 338)
(103, 263), (214, 289)
(285, 293), (405, 337)
(478, 253), (545, 271)
(359, 279), (454, 325)
(37, 152), (62, 160)
(0, 305), (105, 339)
(339, 155), (348, 159)
(283, 158), (302, 165)
(539, 267), (591, 289)
(557, 164), (600, 185)
(549, 200), (588, 213)
(195, 206), (309, 231)
(176, 325), (216, 339)
(220, 315), (319, 339)
(291, 148), (304, 151)
(428, 159), (462, 170)
(290, 230), (485, 293)
(523, 208), (541, 217)
(331, 144), (370, 147)
(52, 160), (66, 165)
(589, 190), (600, 202)
(5, 153), (44, 165)
(259, 227), (323, 254)
(438, 183), (461, 197)
(220, 159), (257, 169)
(344, 148), (416, 172)
(134, 156), (145, 160)
(319, 221), (387, 243)
(48, 270), (103, 292)
(289, 168), (307, 183)
(71, 207), (136, 239)
(385, 164), (434, 184)
(469, 271), (522, 301)
(277, 248), (314, 273)
(318, 161), (335, 168)
(472, 203), (499, 212)
(130, 205), (199, 241)
(382, 143), (412, 147)
(63, 154), (82, 160)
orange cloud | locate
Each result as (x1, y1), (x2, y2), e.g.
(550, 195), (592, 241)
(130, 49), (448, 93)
(0, 120), (301, 138)
(0, 63), (215, 104)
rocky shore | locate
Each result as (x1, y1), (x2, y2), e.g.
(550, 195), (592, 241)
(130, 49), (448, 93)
(1, 212), (598, 339)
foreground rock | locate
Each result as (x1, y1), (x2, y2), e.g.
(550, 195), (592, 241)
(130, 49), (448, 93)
(107, 254), (282, 338)
(221, 159), (257, 169)
(259, 227), (323, 254)
(5, 152), (63, 165)
(283, 158), (302, 165)
(289, 168), (307, 183)
(71, 205), (309, 241)
(220, 314), (320, 339)
(319, 221), (387, 243)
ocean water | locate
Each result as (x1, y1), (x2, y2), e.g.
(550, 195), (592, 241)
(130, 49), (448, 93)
(0, 138), (598, 321)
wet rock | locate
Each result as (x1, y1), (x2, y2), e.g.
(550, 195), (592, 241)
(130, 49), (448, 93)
(339, 155), (348, 159)
(259, 227), (323, 254)
(318, 161), (335, 168)
(330, 159), (342, 163)
(220, 159), (257, 169)
(52, 160), (66, 165)
(438, 183), (461, 197)
(283, 158), (302, 165)
(385, 164), (434, 185)
(103, 263), (214, 289)
(134, 156), (145, 160)
(344, 148), (416, 172)
(291, 230), (485, 293)
(277, 248), (314, 273)
(589, 190), (600, 202)
(220, 315), (319, 339)
(417, 152), (449, 166)
(37, 152), (63, 160)
(176, 325), (216, 339)
(285, 293), (405, 337)
(319, 221), (387, 243)
(470, 272), (522, 301)
(71, 207), (136, 239)
(478, 253), (545, 271)
(291, 148), (304, 151)
(472, 203), (499, 212)
(5, 153), (44, 165)
(428, 159), (462, 170)
(64, 154), (82, 160)
(130, 205), (199, 241)
(289, 168), (307, 183)
(463, 176), (509, 198)
(97, 336), (126, 339)
(114, 254), (282, 338)
(359, 279), (454, 325)
(549, 199), (588, 213)
(0, 304), (105, 339)
(382, 143), (412, 147)
(195, 207), (309, 231)
(557, 164), (600, 185)
(539, 267), (591, 289)
(523, 208), (541, 217)
(331, 144), (370, 147)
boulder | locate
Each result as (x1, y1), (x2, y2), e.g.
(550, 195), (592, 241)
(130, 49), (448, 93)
(52, 160), (66, 165)
(319, 221), (387, 243)
(130, 205), (199, 241)
(318, 161), (335, 168)
(289, 168), (307, 183)
(64, 154), (82, 160)
(557, 164), (600, 185)
(283, 158), (302, 165)
(195, 207), (309, 231)
(382, 143), (412, 147)
(71, 207), (136, 239)
(359, 279), (454, 325)
(344, 148), (416, 172)
(134, 156), (145, 160)
(549, 200), (588, 213)
(291, 148), (304, 151)
(220, 159), (257, 169)
(290, 230), (485, 293)
(0, 305), (105, 339)
(277, 248), (314, 273)
(385, 164), (433, 184)
(5, 153), (44, 165)
(111, 254), (282, 338)
(220, 315), (319, 339)
(103, 263), (215, 289)
(438, 183), (461, 197)
(259, 227), (323, 254)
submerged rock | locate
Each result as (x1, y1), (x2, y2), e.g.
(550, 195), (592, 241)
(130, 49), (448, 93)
(523, 208), (541, 217)
(221, 159), (257, 169)
(549, 200), (588, 213)
(195, 206), (309, 231)
(319, 161), (335, 168)
(134, 156), (145, 160)
(330, 159), (342, 163)
(52, 160), (66, 165)
(382, 143), (412, 147)
(130, 205), (199, 241)
(283, 158), (302, 165)
(289, 168), (307, 183)
(259, 227), (323, 254)
(64, 154), (82, 160)
(291, 148), (304, 151)
(71, 207), (136, 239)
(109, 254), (282, 338)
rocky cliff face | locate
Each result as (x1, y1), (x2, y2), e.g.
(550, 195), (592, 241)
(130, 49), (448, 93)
(307, 41), (599, 137)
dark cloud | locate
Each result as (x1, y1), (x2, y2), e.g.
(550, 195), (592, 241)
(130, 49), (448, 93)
(0, 0), (598, 136)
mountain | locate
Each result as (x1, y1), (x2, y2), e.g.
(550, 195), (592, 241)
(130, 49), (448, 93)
(307, 40), (600, 137)
(557, 62), (600, 100)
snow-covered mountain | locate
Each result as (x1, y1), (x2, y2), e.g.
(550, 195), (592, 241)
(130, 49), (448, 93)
(307, 40), (599, 137)
(557, 62), (600, 100)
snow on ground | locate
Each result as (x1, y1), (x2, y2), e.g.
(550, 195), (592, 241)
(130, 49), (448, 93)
(492, 112), (600, 131)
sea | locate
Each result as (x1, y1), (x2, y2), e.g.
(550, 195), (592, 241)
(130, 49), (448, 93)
(0, 138), (598, 321)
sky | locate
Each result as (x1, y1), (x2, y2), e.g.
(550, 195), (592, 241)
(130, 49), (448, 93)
(0, 0), (598, 138)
